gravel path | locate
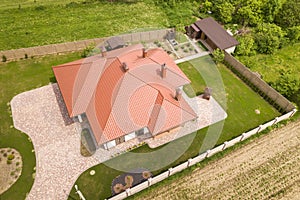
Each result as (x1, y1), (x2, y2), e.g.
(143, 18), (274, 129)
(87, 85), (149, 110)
(134, 120), (300, 200)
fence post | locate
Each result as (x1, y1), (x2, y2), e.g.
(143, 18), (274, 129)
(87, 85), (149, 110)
(148, 177), (152, 186)
(257, 125), (263, 133)
(126, 188), (131, 197)
(205, 150), (211, 158)
(168, 168), (173, 176)
(272, 117), (278, 125)
(188, 158), (193, 167)
(222, 141), (228, 150)
(240, 133), (246, 141)
(290, 109), (297, 118)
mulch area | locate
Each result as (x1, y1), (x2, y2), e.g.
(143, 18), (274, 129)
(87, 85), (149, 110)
(111, 168), (152, 195)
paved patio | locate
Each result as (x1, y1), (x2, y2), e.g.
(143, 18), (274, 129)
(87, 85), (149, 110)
(11, 83), (226, 199)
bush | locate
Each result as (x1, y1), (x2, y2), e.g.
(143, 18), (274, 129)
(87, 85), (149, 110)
(3, 152), (7, 157)
(24, 54), (28, 59)
(2, 55), (7, 62)
(8, 154), (15, 160)
(212, 48), (225, 63)
(7, 160), (12, 164)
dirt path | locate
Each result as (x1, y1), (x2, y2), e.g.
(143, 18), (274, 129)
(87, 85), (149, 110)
(135, 120), (300, 200)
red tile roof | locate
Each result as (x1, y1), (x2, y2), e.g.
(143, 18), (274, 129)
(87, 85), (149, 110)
(53, 44), (197, 145)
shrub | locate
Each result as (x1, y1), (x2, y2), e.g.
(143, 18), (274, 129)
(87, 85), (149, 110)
(142, 171), (151, 179)
(25, 54), (28, 59)
(10, 171), (15, 176)
(212, 48), (225, 63)
(183, 49), (188, 53)
(2, 55), (7, 62)
(7, 160), (12, 164)
(16, 162), (20, 166)
(174, 47), (178, 51)
(3, 153), (7, 157)
(8, 154), (15, 160)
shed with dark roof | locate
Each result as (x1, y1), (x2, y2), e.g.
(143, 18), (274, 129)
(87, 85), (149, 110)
(186, 17), (239, 53)
(107, 36), (125, 50)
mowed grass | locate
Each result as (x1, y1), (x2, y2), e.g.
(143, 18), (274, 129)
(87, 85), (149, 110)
(0, 0), (167, 50)
(0, 53), (82, 199)
(68, 56), (280, 200)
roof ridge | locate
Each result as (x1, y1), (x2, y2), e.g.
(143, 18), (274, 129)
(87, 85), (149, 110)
(101, 58), (125, 131)
(164, 98), (197, 117)
(71, 58), (107, 116)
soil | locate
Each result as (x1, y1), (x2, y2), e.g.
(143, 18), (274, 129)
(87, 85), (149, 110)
(136, 121), (300, 200)
(0, 148), (23, 194)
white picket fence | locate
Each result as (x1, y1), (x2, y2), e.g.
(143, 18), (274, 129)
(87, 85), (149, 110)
(107, 109), (297, 200)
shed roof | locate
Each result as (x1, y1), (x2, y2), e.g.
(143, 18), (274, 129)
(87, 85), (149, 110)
(53, 44), (197, 145)
(107, 36), (125, 49)
(194, 17), (239, 50)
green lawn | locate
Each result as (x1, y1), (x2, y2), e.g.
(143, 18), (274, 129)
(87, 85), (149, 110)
(0, 53), (82, 199)
(237, 43), (300, 83)
(0, 1), (167, 50)
(68, 55), (280, 200)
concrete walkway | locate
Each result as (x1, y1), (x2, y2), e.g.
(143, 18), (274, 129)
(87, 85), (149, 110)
(175, 51), (210, 64)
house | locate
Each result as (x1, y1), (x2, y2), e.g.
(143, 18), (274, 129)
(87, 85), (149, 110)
(52, 44), (197, 150)
(186, 17), (239, 53)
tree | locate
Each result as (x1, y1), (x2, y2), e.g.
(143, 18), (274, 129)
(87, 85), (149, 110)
(199, 0), (213, 13)
(262, 0), (283, 23)
(235, 35), (256, 56)
(287, 26), (300, 43)
(234, 0), (263, 26)
(270, 69), (300, 98)
(254, 23), (286, 54)
(216, 2), (234, 23)
(212, 48), (225, 63)
(275, 0), (300, 28)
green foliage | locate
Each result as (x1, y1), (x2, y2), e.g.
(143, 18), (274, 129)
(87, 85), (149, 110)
(235, 35), (256, 56)
(287, 26), (300, 43)
(199, 0), (213, 13)
(216, 2), (234, 23)
(254, 23), (286, 54)
(212, 48), (225, 63)
(275, 0), (300, 28)
(261, 0), (283, 23)
(235, 0), (263, 26)
(81, 44), (99, 58)
(2, 55), (7, 62)
(270, 70), (300, 98)
(7, 154), (15, 160)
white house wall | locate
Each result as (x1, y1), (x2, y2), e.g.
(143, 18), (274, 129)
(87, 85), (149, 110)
(225, 46), (236, 54)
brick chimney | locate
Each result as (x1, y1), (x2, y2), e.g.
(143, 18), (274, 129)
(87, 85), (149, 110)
(161, 63), (167, 78)
(122, 62), (129, 72)
(175, 88), (182, 101)
(101, 46), (107, 57)
(142, 48), (147, 58)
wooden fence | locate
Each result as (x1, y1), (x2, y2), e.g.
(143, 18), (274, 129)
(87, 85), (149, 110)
(0, 29), (170, 62)
(224, 52), (295, 113)
(106, 109), (297, 200)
